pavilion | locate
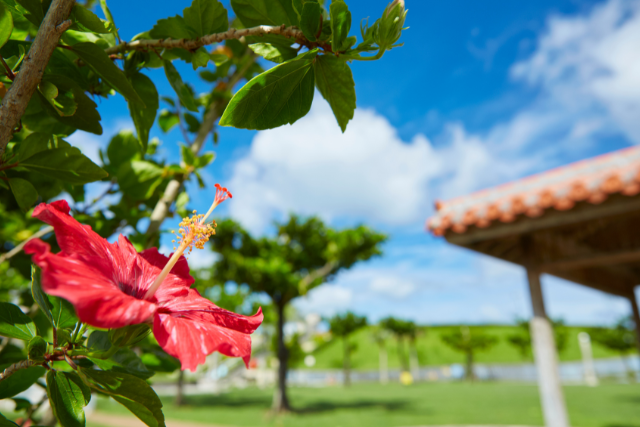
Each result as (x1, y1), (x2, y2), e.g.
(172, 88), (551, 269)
(427, 146), (640, 427)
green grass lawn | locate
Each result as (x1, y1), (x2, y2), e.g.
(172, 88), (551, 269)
(308, 325), (624, 371)
(92, 382), (640, 427)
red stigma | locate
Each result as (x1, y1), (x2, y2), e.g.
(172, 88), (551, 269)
(214, 183), (233, 204)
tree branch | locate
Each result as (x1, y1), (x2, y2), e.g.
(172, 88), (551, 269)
(299, 260), (339, 290)
(0, 0), (75, 158)
(0, 226), (54, 265)
(0, 359), (35, 381)
(104, 25), (311, 56)
(144, 54), (257, 247)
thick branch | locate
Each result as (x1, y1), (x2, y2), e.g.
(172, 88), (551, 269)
(144, 55), (256, 246)
(0, 226), (54, 265)
(300, 260), (339, 290)
(0, 0), (75, 157)
(105, 25), (307, 55)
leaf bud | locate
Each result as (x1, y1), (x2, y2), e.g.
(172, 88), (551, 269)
(377, 0), (407, 49)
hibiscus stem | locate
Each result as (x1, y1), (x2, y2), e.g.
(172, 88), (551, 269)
(52, 327), (57, 347)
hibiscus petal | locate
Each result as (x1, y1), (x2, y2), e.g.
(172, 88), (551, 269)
(25, 239), (156, 329)
(159, 289), (263, 334)
(154, 312), (255, 372)
(153, 290), (263, 371)
(31, 201), (117, 262)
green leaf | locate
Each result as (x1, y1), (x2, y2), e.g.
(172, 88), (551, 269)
(15, 0), (43, 27)
(220, 50), (317, 130)
(71, 4), (109, 33)
(314, 55), (355, 132)
(300, 1), (321, 42)
(21, 146), (108, 185)
(140, 345), (180, 373)
(180, 144), (195, 166)
(47, 370), (91, 427)
(89, 348), (154, 380)
(209, 53), (229, 66)
(175, 191), (189, 217)
(38, 81), (78, 117)
(190, 47), (210, 70)
(330, 0), (351, 52)
(158, 110), (179, 133)
(230, 0), (298, 27)
(117, 160), (163, 200)
(0, 302), (36, 340)
(107, 130), (140, 170)
(88, 330), (111, 353)
(16, 132), (50, 162)
(163, 60), (198, 112)
(39, 75), (102, 135)
(0, 413), (19, 427)
(99, 0), (119, 40)
(249, 43), (297, 64)
(183, 0), (228, 36)
(8, 178), (38, 211)
(195, 152), (215, 168)
(27, 336), (47, 362)
(127, 72), (159, 153)
(183, 112), (200, 133)
(0, 366), (46, 399)
(149, 16), (197, 40)
(71, 43), (144, 106)
(79, 368), (165, 427)
(0, 2), (14, 50)
(31, 265), (79, 330)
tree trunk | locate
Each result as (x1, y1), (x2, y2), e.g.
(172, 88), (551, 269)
(176, 370), (185, 406)
(379, 346), (388, 384)
(397, 336), (408, 372)
(465, 350), (474, 381)
(343, 337), (351, 387)
(272, 301), (291, 412)
(409, 340), (419, 380)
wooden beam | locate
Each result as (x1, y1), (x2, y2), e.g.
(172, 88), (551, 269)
(541, 249), (640, 272)
(446, 195), (640, 246)
(527, 269), (570, 427)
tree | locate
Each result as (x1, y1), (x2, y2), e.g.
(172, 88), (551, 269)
(0, 0), (406, 423)
(380, 317), (417, 374)
(371, 326), (391, 384)
(209, 215), (386, 412)
(589, 316), (637, 380)
(507, 318), (569, 360)
(441, 326), (498, 381)
(329, 312), (367, 387)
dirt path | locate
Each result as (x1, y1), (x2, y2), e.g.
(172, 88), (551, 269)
(89, 412), (540, 427)
(88, 412), (229, 427)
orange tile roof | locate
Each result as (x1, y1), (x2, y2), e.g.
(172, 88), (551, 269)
(427, 146), (640, 236)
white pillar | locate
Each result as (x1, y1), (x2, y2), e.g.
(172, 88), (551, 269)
(578, 332), (598, 387)
(629, 289), (640, 355)
(527, 268), (570, 427)
(379, 347), (388, 384)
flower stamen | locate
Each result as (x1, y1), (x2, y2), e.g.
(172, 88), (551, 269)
(143, 183), (232, 300)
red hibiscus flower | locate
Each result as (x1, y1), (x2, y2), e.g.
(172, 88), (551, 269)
(25, 186), (262, 372)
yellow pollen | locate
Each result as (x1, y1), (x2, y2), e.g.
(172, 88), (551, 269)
(143, 195), (227, 300)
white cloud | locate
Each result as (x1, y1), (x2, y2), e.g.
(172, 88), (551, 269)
(511, 0), (640, 143)
(227, 102), (440, 232)
(226, 102), (536, 234)
(369, 276), (417, 299)
(294, 284), (354, 317)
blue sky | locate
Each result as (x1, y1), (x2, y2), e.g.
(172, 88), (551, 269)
(72, 0), (640, 326)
